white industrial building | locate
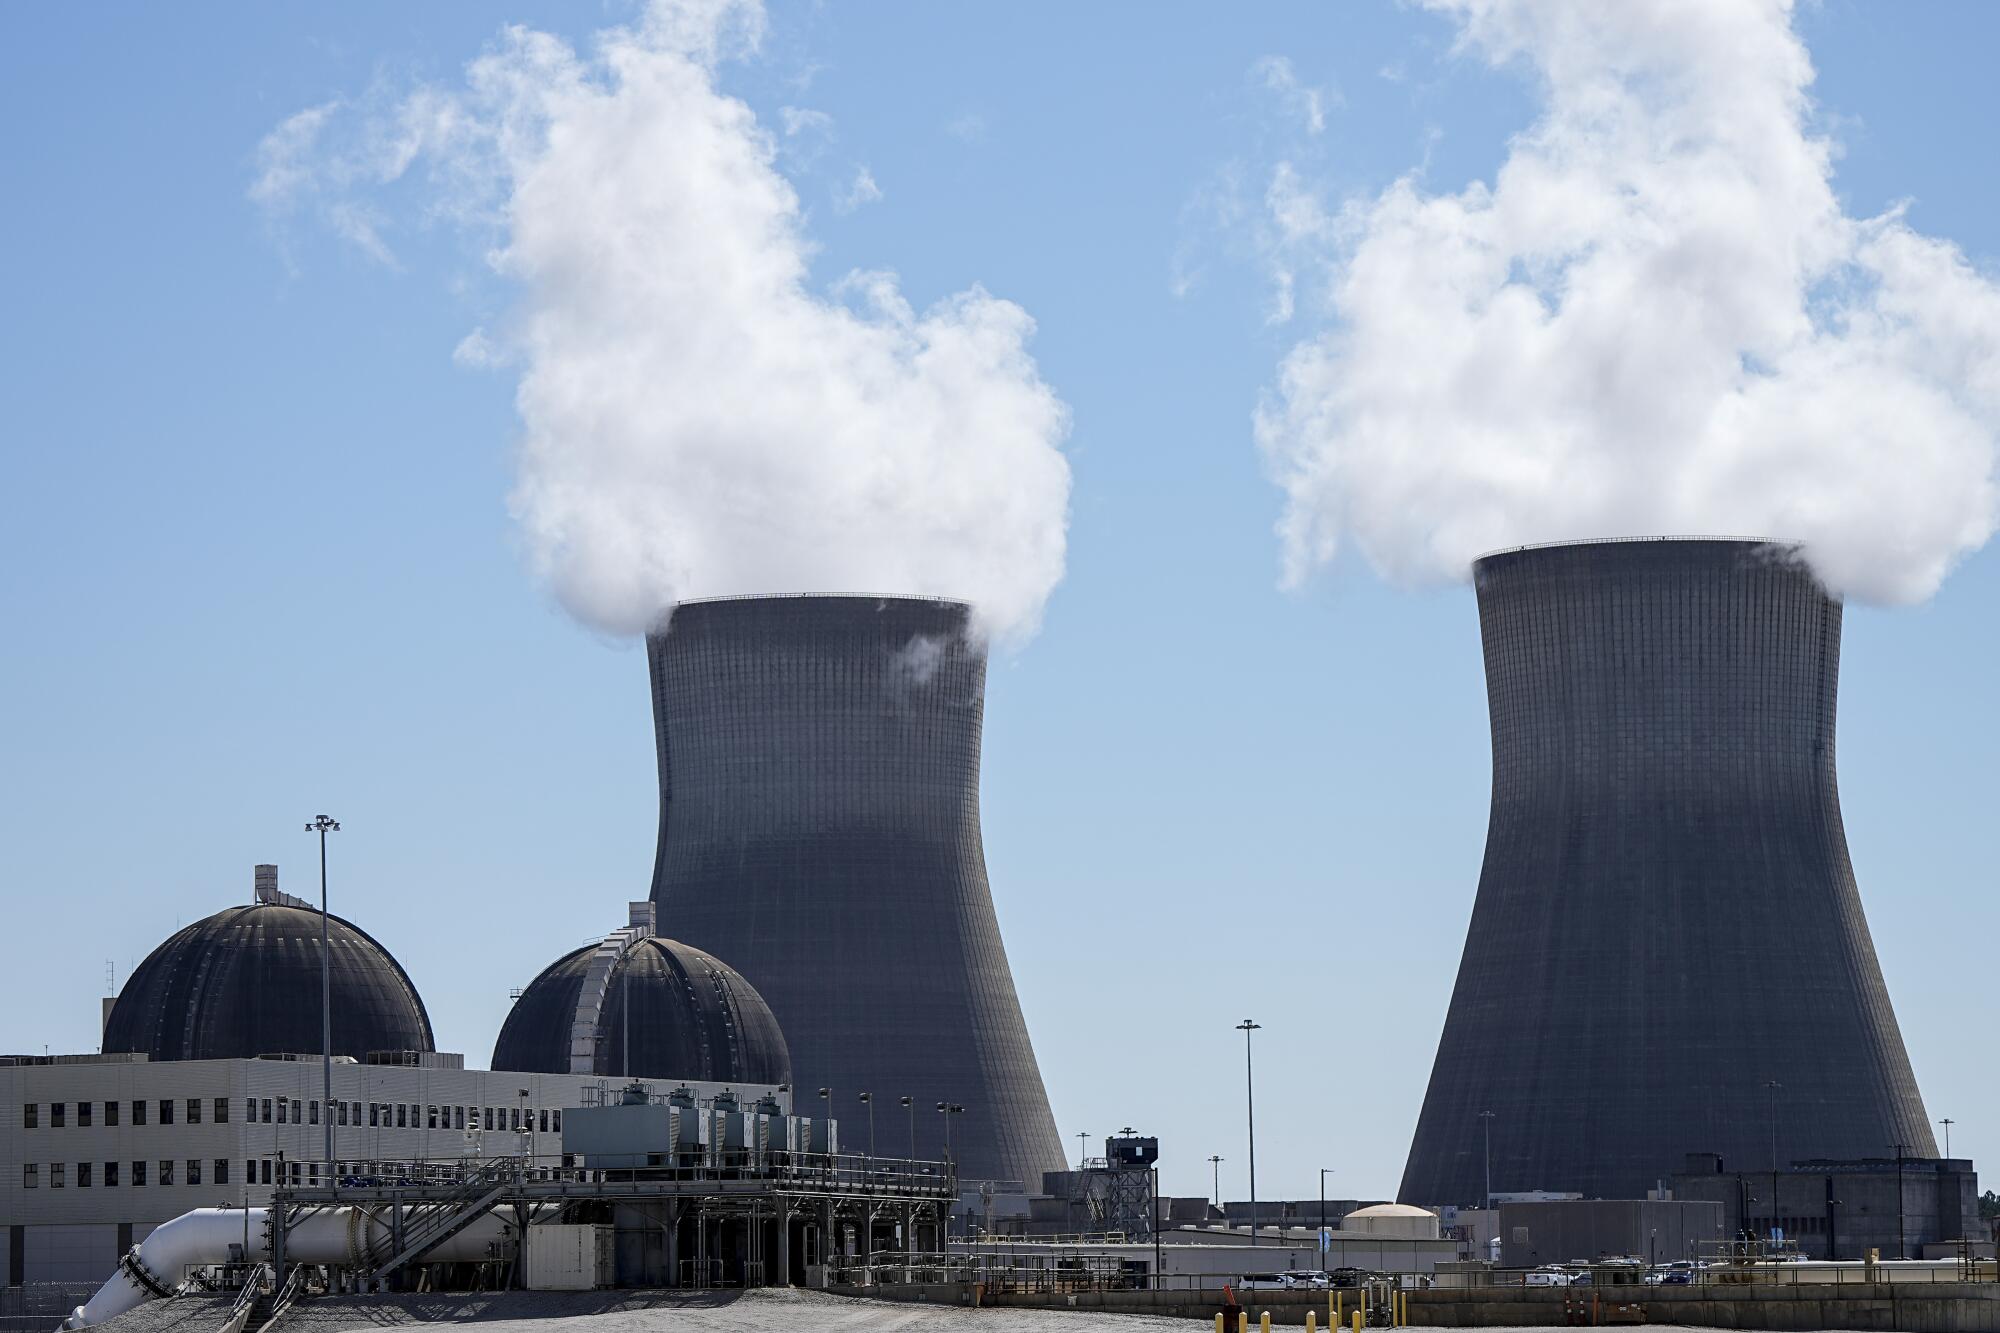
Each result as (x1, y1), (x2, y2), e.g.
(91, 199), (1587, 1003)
(0, 1053), (782, 1286)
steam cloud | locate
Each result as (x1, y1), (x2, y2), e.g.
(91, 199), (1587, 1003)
(1257, 0), (2000, 603)
(255, 0), (1070, 642)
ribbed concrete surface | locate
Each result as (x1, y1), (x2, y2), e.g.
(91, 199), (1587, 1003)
(1403, 539), (1934, 1205)
(647, 596), (1064, 1187)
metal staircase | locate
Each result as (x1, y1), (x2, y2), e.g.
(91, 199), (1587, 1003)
(360, 1160), (518, 1286)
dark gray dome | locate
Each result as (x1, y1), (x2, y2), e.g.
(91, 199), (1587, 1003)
(104, 901), (434, 1062)
(492, 935), (789, 1085)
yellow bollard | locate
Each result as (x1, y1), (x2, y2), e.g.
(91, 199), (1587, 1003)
(1335, 1293), (1343, 1328)
(1350, 1312), (1361, 1333)
(1239, 1312), (1249, 1333)
(1215, 1317), (1224, 1333)
(1260, 1314), (1272, 1333)
(1307, 1312), (1317, 1332)
(1361, 1287), (1369, 1326)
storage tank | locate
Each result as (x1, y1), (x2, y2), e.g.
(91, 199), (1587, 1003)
(646, 594), (1064, 1185)
(1401, 538), (1934, 1205)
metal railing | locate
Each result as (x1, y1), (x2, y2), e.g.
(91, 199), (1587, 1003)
(287, 1150), (958, 1202)
(0, 1285), (100, 1333)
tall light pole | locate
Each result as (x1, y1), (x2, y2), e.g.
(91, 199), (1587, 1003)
(936, 1103), (963, 1159)
(1076, 1130), (1090, 1169)
(1940, 1118), (1954, 1158)
(1208, 1155), (1224, 1207)
(1236, 1019), (1261, 1242)
(900, 1095), (914, 1160)
(1479, 1110), (1496, 1209)
(1765, 1079), (1782, 1241)
(1320, 1168), (1334, 1263)
(305, 814), (340, 1173)
(817, 1087), (831, 1152)
(858, 1091), (875, 1158)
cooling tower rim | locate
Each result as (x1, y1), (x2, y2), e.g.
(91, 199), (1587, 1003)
(1473, 534), (1802, 565)
(662, 591), (973, 615)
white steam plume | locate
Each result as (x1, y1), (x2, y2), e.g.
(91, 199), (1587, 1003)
(255, 0), (1070, 642)
(1257, 0), (2000, 604)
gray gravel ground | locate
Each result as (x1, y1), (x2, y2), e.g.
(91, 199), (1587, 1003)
(96, 1291), (1201, 1333)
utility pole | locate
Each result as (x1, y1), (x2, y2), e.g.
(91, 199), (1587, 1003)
(1320, 1168), (1334, 1265)
(1765, 1080), (1782, 1242)
(305, 814), (340, 1174)
(1236, 1019), (1261, 1243)
(1480, 1110), (1496, 1209)
(1894, 1142), (1908, 1259)
(1940, 1118), (1954, 1158)
(1208, 1155), (1224, 1207)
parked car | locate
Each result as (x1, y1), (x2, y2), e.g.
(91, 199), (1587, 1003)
(1239, 1274), (1290, 1291)
(1283, 1271), (1331, 1290)
(1327, 1268), (1371, 1289)
(1523, 1266), (1574, 1287)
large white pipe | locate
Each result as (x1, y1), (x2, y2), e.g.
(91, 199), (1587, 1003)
(65, 1206), (523, 1329)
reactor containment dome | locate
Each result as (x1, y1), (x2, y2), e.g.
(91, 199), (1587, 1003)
(1400, 538), (1934, 1206)
(102, 865), (435, 1063)
(491, 903), (790, 1086)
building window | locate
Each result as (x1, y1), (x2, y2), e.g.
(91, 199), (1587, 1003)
(215, 1098), (229, 1124)
(539, 1109), (549, 1134)
(289, 1161), (300, 1186)
(78, 1102), (93, 1128)
(427, 1105), (437, 1130)
(133, 1160), (147, 1187)
(132, 1100), (145, 1127)
(22, 1165), (37, 1188)
(105, 1101), (120, 1128)
(368, 1103), (379, 1128)
(22, 1104), (36, 1129)
(396, 1105), (406, 1129)
(159, 1160), (174, 1187)
(309, 1101), (319, 1126)
(77, 1162), (92, 1188)
(350, 1101), (361, 1124)
(308, 1162), (319, 1185)
(290, 1100), (301, 1124)
(51, 1103), (66, 1128)
(246, 1097), (257, 1122)
(260, 1159), (271, 1185)
(277, 1099), (287, 1125)
(187, 1098), (201, 1125)
(51, 1163), (64, 1188)
(261, 1098), (272, 1124)
(215, 1159), (230, 1186)
(552, 1109), (561, 1132)
(246, 1159), (257, 1185)
(187, 1159), (202, 1186)
(104, 1161), (119, 1187)
(453, 1106), (464, 1131)
(158, 1099), (174, 1126)
(338, 1102), (348, 1126)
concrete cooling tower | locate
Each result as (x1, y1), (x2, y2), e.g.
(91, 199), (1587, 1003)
(1401, 538), (1935, 1206)
(646, 594), (1065, 1185)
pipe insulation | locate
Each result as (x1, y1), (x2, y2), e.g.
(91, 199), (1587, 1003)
(64, 1206), (521, 1329)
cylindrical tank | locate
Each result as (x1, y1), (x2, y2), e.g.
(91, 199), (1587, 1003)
(646, 594), (1064, 1185)
(1400, 538), (1934, 1205)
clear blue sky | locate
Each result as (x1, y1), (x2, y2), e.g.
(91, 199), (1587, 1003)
(2, 1), (1995, 1207)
